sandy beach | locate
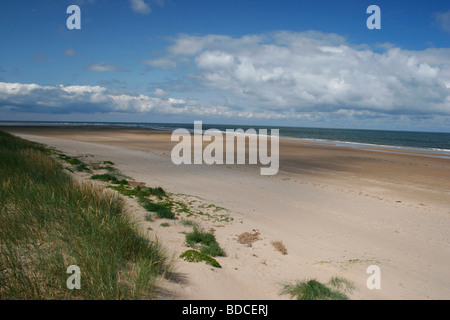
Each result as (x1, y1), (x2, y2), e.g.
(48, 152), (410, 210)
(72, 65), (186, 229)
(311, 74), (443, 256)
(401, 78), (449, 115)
(3, 125), (449, 300)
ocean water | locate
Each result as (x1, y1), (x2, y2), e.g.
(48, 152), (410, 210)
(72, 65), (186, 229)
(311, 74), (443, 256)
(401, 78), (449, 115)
(154, 123), (450, 151)
(1, 121), (450, 155)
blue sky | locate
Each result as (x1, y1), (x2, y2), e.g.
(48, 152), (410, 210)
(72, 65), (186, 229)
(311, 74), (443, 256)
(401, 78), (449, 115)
(0, 0), (449, 131)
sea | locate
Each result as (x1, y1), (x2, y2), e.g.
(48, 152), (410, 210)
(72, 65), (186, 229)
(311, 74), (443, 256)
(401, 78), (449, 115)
(1, 121), (450, 158)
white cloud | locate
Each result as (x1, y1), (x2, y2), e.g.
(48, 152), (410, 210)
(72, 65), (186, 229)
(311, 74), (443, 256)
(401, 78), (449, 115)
(2, 30), (450, 130)
(152, 31), (450, 117)
(129, 0), (151, 14)
(0, 82), (229, 116)
(153, 88), (167, 96)
(196, 51), (235, 69)
(1, 81), (448, 131)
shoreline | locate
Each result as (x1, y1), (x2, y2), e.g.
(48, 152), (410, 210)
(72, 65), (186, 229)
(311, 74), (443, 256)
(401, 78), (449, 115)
(2, 125), (449, 299)
(1, 123), (449, 159)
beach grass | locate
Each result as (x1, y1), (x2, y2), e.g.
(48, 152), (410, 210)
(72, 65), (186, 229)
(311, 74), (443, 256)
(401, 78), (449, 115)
(281, 278), (351, 300)
(138, 198), (175, 220)
(146, 186), (167, 199)
(0, 130), (170, 299)
(328, 276), (355, 293)
(58, 154), (91, 173)
(91, 173), (128, 185)
(108, 185), (150, 198)
(185, 228), (226, 257)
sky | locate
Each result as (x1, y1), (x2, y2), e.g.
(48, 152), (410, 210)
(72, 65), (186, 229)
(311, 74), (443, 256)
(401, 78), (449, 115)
(0, 0), (449, 132)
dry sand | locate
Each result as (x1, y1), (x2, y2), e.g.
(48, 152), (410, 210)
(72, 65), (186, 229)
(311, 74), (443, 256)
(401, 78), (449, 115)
(3, 126), (449, 300)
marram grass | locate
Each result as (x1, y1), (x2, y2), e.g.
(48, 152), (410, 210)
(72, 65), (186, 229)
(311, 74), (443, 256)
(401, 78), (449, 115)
(281, 277), (354, 300)
(0, 130), (170, 300)
(185, 228), (226, 257)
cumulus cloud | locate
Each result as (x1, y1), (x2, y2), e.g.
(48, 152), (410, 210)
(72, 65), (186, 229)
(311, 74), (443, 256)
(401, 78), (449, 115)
(1, 81), (448, 130)
(2, 30), (449, 129)
(0, 81), (234, 117)
(150, 31), (450, 117)
(0, 81), (301, 120)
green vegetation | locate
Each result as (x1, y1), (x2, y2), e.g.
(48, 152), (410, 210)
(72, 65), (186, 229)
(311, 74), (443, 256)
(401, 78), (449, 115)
(58, 154), (82, 165)
(328, 276), (355, 293)
(139, 198), (175, 220)
(90, 173), (128, 185)
(144, 213), (154, 222)
(171, 196), (233, 223)
(91, 173), (118, 182)
(103, 181), (173, 220)
(0, 131), (169, 299)
(179, 219), (200, 228)
(179, 250), (222, 268)
(99, 165), (117, 172)
(147, 187), (166, 199)
(58, 154), (91, 173)
(108, 185), (148, 198)
(200, 242), (226, 257)
(185, 228), (226, 257)
(107, 185), (167, 200)
(75, 163), (91, 173)
(281, 277), (353, 300)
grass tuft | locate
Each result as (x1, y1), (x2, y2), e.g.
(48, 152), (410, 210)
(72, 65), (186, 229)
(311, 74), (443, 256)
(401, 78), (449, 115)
(139, 198), (175, 220)
(179, 250), (221, 268)
(91, 173), (120, 183)
(185, 228), (226, 257)
(147, 187), (167, 199)
(58, 154), (91, 172)
(281, 279), (350, 300)
(328, 277), (355, 293)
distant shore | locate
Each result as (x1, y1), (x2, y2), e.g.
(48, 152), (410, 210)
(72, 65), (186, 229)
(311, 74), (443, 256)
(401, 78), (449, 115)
(3, 125), (450, 299)
(2, 122), (449, 155)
